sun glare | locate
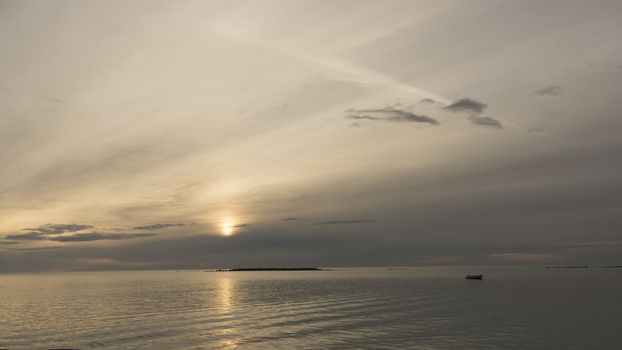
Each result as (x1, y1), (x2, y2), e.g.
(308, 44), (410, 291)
(221, 223), (234, 236)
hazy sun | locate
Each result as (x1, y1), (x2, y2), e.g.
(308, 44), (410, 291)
(221, 223), (234, 236)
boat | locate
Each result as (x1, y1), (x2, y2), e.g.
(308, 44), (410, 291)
(465, 274), (483, 280)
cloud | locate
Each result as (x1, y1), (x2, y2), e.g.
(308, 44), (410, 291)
(132, 223), (185, 230)
(469, 115), (503, 129)
(5, 223), (155, 243)
(345, 107), (439, 125)
(444, 98), (487, 114)
(444, 98), (502, 128)
(23, 224), (93, 234)
(5, 232), (48, 241)
(312, 219), (379, 225)
(419, 98), (437, 104)
(281, 217), (302, 221)
(534, 85), (563, 96)
(233, 223), (250, 228)
(15, 246), (64, 252)
(49, 232), (156, 242)
(5, 231), (155, 242)
(347, 115), (380, 121)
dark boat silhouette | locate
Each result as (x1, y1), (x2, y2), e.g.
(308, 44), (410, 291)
(465, 274), (483, 280)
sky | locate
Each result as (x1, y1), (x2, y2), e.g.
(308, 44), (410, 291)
(1, 0), (621, 272)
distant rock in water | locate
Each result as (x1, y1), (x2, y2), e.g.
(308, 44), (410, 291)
(465, 274), (483, 280)
(215, 267), (323, 272)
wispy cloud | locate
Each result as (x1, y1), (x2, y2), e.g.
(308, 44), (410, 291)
(534, 85), (563, 96)
(312, 219), (379, 225)
(0, 241), (22, 245)
(281, 217), (302, 221)
(469, 115), (502, 129)
(444, 98), (487, 114)
(345, 107), (439, 125)
(5, 231), (155, 242)
(23, 224), (93, 235)
(132, 223), (185, 230)
(49, 232), (156, 242)
(5, 232), (48, 241)
(15, 246), (64, 252)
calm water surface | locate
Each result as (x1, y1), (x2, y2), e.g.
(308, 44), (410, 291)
(1, 267), (620, 349)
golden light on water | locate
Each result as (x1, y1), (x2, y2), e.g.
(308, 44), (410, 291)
(218, 277), (233, 312)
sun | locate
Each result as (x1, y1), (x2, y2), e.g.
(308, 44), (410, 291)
(221, 223), (234, 236)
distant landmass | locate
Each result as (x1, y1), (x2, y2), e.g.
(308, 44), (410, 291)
(546, 265), (622, 269)
(214, 267), (323, 272)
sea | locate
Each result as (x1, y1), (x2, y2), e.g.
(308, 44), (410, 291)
(0, 267), (620, 349)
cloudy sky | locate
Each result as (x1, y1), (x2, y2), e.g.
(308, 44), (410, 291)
(1, 0), (621, 271)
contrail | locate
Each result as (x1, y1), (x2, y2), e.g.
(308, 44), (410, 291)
(299, 51), (451, 105)
(211, 24), (451, 104)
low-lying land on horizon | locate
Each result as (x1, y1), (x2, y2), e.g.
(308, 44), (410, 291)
(213, 267), (323, 272)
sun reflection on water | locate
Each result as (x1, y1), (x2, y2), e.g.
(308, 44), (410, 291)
(218, 276), (233, 313)
(216, 276), (240, 348)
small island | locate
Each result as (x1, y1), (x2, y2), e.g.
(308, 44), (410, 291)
(545, 265), (622, 269)
(214, 267), (323, 272)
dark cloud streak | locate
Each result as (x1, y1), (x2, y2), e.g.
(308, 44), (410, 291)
(535, 86), (563, 96)
(49, 232), (156, 242)
(132, 223), (185, 230)
(312, 219), (379, 225)
(23, 224), (93, 235)
(5, 231), (155, 242)
(345, 107), (439, 125)
(469, 115), (502, 129)
(444, 98), (487, 113)
(5, 232), (48, 241)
